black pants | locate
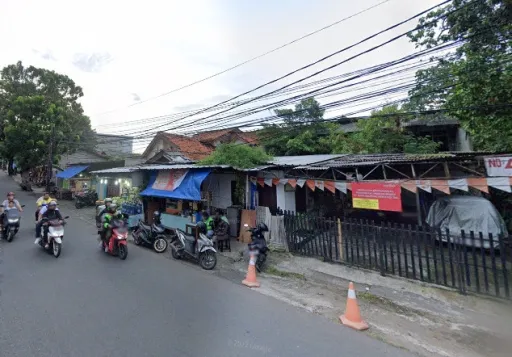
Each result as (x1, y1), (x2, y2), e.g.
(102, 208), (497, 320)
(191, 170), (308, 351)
(35, 221), (44, 238)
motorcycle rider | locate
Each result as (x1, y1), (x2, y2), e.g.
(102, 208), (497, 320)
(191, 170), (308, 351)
(202, 211), (215, 239)
(36, 191), (52, 221)
(1, 192), (23, 213)
(35, 201), (63, 249)
(101, 203), (123, 252)
(97, 198), (113, 219)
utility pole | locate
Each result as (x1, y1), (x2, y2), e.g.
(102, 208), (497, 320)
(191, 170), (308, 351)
(47, 124), (55, 193)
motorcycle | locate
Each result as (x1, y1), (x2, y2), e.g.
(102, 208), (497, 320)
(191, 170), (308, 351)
(75, 191), (98, 209)
(102, 218), (128, 260)
(170, 225), (217, 270)
(1, 204), (25, 242)
(132, 220), (169, 253)
(244, 223), (269, 272)
(39, 216), (69, 258)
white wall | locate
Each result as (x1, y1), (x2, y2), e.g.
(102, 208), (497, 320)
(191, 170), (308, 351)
(456, 127), (473, 151)
(202, 173), (236, 209)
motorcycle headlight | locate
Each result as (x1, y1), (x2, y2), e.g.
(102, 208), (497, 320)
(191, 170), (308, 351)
(8, 218), (18, 223)
(117, 235), (125, 239)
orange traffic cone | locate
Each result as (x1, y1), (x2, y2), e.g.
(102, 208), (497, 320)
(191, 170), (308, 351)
(339, 282), (369, 331)
(242, 251), (260, 288)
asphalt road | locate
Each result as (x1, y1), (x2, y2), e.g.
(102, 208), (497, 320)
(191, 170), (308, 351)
(0, 174), (415, 357)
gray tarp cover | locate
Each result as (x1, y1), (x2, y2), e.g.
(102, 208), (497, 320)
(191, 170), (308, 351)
(426, 196), (508, 238)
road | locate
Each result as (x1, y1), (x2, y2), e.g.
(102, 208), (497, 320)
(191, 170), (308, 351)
(0, 174), (414, 357)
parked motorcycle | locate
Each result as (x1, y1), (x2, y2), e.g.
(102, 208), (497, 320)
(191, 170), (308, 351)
(75, 191), (98, 209)
(132, 219), (169, 253)
(1, 204), (25, 242)
(244, 223), (270, 272)
(169, 222), (217, 270)
(39, 216), (69, 258)
(102, 218), (128, 260)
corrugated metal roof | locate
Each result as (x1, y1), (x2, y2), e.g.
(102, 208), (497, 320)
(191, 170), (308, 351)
(296, 152), (489, 169)
(137, 164), (231, 170)
(271, 155), (346, 166)
(91, 167), (139, 174)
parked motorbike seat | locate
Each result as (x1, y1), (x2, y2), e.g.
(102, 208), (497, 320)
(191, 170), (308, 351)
(177, 228), (196, 243)
(140, 222), (152, 231)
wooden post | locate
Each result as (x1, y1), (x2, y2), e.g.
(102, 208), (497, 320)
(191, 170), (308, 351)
(411, 164), (423, 226)
(337, 218), (343, 261)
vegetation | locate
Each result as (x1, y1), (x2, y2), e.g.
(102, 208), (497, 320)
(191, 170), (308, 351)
(331, 105), (441, 154)
(407, 0), (512, 151)
(0, 61), (95, 171)
(199, 143), (272, 169)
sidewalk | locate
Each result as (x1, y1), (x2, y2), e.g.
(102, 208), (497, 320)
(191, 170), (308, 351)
(216, 244), (512, 357)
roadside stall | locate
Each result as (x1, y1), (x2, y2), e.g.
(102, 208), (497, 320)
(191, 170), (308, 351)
(56, 165), (91, 200)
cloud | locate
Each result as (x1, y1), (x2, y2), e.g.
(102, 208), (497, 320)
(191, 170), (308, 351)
(72, 52), (113, 72)
(32, 49), (57, 61)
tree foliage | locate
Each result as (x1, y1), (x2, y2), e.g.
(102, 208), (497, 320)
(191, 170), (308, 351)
(407, 0), (512, 151)
(0, 61), (95, 170)
(199, 143), (272, 169)
(258, 98), (333, 155)
(331, 105), (441, 154)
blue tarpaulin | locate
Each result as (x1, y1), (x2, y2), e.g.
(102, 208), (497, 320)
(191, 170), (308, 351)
(56, 165), (89, 179)
(140, 169), (211, 201)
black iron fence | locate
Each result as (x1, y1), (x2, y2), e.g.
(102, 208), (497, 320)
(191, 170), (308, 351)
(283, 211), (511, 300)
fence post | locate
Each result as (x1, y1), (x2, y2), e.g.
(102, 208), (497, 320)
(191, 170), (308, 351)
(454, 229), (466, 295)
(377, 224), (386, 277)
(337, 218), (343, 262)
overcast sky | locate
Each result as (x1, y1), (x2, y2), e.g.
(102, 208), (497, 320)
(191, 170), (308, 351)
(0, 0), (441, 152)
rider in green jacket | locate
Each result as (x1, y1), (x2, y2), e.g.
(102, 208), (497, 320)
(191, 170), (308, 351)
(101, 203), (123, 248)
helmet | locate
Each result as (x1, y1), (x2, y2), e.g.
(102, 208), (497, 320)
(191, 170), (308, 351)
(108, 203), (117, 212)
(153, 211), (160, 217)
(196, 221), (207, 234)
(257, 222), (269, 232)
(48, 201), (57, 210)
(105, 198), (113, 203)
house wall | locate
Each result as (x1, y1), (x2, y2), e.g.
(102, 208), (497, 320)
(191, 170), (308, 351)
(59, 150), (109, 168)
(96, 135), (134, 155)
(456, 128), (473, 151)
(143, 138), (171, 161)
(202, 173), (236, 209)
(256, 170), (297, 212)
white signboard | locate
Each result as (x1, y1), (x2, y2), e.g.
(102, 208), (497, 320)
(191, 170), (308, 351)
(484, 156), (512, 176)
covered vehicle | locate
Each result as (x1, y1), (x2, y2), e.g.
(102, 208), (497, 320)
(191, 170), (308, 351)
(426, 196), (508, 249)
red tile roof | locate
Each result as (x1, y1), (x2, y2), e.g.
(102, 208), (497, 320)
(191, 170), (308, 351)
(162, 133), (213, 161)
(192, 129), (238, 143)
(239, 131), (259, 145)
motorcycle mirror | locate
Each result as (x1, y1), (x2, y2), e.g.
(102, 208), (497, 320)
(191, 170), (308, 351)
(21, 205), (26, 208)
(64, 216), (70, 219)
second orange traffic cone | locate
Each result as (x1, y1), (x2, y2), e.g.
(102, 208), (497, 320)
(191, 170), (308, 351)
(339, 282), (369, 331)
(242, 251), (260, 288)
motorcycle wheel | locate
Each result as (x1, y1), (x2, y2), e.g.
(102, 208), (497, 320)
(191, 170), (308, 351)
(171, 244), (182, 260)
(256, 253), (267, 273)
(199, 251), (217, 270)
(118, 244), (128, 260)
(153, 237), (168, 253)
(6, 229), (14, 242)
(75, 201), (81, 209)
(53, 242), (61, 258)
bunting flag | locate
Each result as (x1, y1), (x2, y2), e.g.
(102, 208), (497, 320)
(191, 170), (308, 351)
(248, 176), (512, 196)
(315, 180), (325, 191)
(431, 180), (451, 194)
(416, 180), (432, 193)
(324, 181), (336, 193)
(467, 178), (488, 193)
(448, 179), (469, 192)
(306, 180), (316, 191)
(401, 181), (417, 193)
(487, 177), (511, 193)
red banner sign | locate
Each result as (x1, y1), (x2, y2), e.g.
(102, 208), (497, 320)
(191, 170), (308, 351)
(351, 182), (402, 212)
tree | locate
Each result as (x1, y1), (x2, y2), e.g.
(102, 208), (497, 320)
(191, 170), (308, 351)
(0, 61), (94, 171)
(199, 143), (272, 169)
(407, 0), (512, 151)
(330, 104), (441, 154)
(258, 97), (333, 155)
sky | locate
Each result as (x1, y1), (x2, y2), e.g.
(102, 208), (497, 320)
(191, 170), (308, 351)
(0, 0), (442, 152)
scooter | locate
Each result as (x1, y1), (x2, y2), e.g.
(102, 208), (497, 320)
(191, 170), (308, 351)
(170, 224), (217, 270)
(1, 204), (25, 242)
(102, 218), (128, 260)
(244, 223), (269, 272)
(39, 216), (69, 258)
(132, 220), (169, 253)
